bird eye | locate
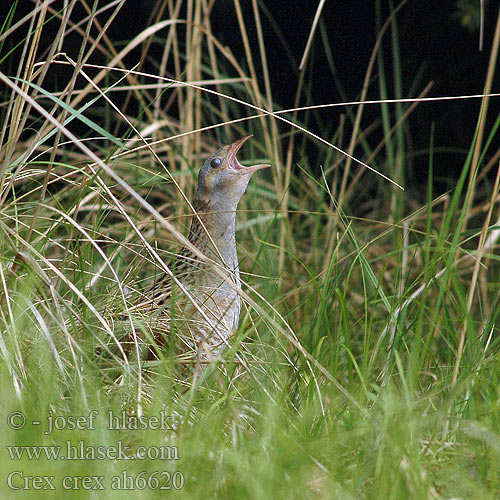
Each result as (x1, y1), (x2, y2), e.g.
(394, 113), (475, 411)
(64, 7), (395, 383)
(210, 158), (221, 169)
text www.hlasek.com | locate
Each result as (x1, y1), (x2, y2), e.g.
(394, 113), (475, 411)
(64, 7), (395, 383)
(6, 441), (179, 461)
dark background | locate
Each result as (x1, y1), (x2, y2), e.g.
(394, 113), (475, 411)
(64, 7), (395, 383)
(4, 1), (499, 192)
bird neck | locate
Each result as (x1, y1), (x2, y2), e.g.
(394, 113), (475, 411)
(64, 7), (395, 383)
(188, 199), (239, 272)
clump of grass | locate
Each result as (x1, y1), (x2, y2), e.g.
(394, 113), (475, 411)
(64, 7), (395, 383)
(0, 1), (500, 498)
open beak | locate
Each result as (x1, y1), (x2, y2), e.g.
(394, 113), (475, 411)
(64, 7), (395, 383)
(228, 135), (271, 174)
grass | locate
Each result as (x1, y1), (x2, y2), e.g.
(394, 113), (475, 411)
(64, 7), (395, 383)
(1, 0), (500, 498)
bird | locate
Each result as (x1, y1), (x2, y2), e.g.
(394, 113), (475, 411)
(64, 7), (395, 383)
(128, 136), (270, 360)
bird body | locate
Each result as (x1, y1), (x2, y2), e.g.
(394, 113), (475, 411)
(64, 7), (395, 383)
(131, 136), (269, 357)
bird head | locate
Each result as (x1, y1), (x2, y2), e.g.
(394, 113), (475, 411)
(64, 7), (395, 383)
(195, 136), (270, 209)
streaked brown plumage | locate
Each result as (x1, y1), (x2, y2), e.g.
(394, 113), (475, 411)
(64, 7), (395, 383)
(130, 136), (269, 358)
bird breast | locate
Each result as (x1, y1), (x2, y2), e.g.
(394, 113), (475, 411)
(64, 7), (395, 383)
(175, 266), (242, 350)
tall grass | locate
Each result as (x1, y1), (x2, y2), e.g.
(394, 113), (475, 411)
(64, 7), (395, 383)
(1, 1), (500, 498)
